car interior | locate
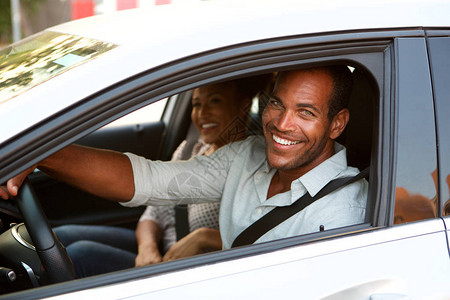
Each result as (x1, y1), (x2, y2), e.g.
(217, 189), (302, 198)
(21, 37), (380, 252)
(0, 64), (379, 294)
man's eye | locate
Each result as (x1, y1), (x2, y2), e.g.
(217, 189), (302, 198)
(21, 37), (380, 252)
(269, 99), (282, 107)
(192, 102), (201, 108)
(300, 109), (314, 117)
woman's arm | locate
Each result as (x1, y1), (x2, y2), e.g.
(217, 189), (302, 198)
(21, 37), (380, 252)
(135, 219), (163, 267)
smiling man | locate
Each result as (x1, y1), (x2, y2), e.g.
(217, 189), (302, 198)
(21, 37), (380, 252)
(1, 65), (368, 250)
(119, 65), (367, 248)
(263, 68), (353, 198)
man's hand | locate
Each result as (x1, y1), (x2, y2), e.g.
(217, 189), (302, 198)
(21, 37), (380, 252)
(162, 227), (221, 262)
(0, 166), (36, 200)
(135, 242), (163, 267)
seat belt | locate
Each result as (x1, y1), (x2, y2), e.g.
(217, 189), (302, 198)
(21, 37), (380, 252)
(175, 204), (190, 241)
(175, 123), (200, 241)
(231, 167), (370, 248)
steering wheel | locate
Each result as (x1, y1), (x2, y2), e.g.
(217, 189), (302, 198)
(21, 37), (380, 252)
(15, 178), (75, 283)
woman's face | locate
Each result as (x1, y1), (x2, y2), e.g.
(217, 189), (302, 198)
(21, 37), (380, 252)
(191, 82), (247, 148)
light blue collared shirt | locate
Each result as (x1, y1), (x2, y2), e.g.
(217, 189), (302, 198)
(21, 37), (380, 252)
(123, 135), (368, 249)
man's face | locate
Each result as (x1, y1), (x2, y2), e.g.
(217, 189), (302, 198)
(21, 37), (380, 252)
(262, 69), (343, 173)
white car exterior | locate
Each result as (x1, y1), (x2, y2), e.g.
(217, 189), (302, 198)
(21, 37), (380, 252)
(49, 221), (449, 300)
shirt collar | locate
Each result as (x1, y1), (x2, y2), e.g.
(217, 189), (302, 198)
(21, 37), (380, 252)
(294, 142), (348, 198)
(260, 142), (348, 206)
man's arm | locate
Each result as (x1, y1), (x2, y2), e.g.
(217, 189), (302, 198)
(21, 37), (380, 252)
(135, 219), (163, 267)
(0, 144), (134, 202)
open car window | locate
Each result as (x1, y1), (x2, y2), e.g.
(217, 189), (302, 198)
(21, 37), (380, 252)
(102, 97), (168, 129)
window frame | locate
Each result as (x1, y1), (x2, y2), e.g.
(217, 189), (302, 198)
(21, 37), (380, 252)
(426, 34), (450, 218)
(390, 37), (439, 225)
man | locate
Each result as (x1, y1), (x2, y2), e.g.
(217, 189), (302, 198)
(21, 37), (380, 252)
(1, 65), (368, 249)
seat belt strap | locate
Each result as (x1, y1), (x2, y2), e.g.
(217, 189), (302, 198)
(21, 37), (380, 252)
(175, 129), (199, 241)
(231, 167), (369, 248)
(175, 204), (190, 241)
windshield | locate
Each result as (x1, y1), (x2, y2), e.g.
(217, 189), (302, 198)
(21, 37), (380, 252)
(0, 31), (116, 104)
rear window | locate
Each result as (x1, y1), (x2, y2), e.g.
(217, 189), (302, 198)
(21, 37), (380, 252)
(0, 31), (116, 103)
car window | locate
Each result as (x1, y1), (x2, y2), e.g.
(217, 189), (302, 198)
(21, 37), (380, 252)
(102, 97), (168, 128)
(393, 38), (438, 224)
(427, 36), (450, 217)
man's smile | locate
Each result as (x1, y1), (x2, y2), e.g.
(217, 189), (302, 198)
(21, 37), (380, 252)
(272, 134), (301, 146)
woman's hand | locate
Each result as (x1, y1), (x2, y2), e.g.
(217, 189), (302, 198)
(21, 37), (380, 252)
(135, 242), (163, 267)
(163, 227), (221, 262)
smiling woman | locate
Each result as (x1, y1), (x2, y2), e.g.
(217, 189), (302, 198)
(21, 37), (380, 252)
(191, 75), (272, 153)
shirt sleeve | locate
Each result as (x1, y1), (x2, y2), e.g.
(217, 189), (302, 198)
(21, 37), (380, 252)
(121, 144), (235, 207)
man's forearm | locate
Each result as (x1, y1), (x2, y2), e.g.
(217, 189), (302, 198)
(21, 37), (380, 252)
(38, 144), (135, 202)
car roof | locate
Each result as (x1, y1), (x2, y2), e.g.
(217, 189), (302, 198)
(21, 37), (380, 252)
(51, 0), (449, 45)
(1, 0), (449, 144)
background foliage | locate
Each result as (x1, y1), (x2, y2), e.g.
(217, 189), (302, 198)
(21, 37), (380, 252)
(0, 0), (44, 45)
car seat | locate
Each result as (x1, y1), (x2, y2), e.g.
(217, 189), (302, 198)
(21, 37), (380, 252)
(337, 68), (376, 171)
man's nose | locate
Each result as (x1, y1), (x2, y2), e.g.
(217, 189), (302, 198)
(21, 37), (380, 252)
(274, 110), (296, 132)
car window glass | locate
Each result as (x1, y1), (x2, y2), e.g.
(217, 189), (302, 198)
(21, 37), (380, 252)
(427, 36), (450, 217)
(103, 97), (168, 128)
(394, 38), (438, 224)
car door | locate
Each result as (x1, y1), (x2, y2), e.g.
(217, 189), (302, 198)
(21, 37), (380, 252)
(96, 35), (450, 300)
(55, 34), (450, 300)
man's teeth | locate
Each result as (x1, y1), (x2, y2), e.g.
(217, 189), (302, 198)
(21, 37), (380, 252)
(272, 135), (300, 146)
(202, 123), (217, 129)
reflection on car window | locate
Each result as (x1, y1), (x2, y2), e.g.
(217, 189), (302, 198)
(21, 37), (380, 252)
(394, 39), (437, 224)
(0, 31), (116, 103)
(428, 36), (450, 217)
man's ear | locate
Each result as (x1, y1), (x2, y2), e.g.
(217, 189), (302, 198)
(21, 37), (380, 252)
(329, 108), (349, 140)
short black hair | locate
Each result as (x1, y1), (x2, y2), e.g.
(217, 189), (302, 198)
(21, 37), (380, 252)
(323, 65), (353, 120)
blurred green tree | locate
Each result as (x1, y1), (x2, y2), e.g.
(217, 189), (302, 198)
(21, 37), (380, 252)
(0, 0), (44, 45)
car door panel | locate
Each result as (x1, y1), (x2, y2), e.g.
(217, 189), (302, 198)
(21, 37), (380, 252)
(56, 220), (450, 299)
